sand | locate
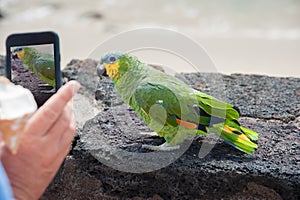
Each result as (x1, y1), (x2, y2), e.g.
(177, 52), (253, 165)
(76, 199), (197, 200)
(0, 0), (300, 77)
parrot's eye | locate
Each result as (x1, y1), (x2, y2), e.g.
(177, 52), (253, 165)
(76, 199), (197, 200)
(14, 47), (23, 52)
(109, 56), (116, 63)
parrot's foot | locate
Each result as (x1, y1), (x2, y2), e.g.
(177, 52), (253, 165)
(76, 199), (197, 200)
(139, 132), (158, 137)
(38, 84), (55, 93)
(38, 83), (52, 89)
(38, 83), (50, 86)
(41, 88), (55, 93)
(41, 90), (55, 94)
(142, 142), (180, 151)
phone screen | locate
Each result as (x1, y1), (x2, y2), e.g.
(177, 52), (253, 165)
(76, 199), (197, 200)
(10, 44), (56, 106)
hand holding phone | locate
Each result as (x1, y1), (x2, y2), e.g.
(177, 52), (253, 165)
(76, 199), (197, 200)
(6, 31), (61, 107)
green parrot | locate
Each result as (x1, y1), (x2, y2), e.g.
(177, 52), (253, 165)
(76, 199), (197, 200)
(97, 53), (258, 154)
(14, 47), (55, 88)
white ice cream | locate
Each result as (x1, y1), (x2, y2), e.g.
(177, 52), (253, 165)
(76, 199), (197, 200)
(0, 82), (37, 119)
(0, 79), (37, 154)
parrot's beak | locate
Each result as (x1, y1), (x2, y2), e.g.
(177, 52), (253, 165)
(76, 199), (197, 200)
(15, 51), (24, 60)
(97, 64), (108, 77)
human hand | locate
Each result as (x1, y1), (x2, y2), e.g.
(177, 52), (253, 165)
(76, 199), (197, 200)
(1, 80), (80, 200)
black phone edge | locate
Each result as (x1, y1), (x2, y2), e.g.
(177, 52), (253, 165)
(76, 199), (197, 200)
(5, 31), (62, 92)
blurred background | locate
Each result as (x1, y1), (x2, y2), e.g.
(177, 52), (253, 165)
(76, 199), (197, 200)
(0, 0), (299, 77)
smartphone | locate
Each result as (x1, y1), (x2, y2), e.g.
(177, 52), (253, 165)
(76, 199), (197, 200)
(6, 31), (61, 107)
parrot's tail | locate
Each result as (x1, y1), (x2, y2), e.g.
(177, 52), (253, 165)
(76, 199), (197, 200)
(210, 122), (258, 155)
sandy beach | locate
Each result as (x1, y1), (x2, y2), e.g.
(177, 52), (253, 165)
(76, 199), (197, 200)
(1, 0), (300, 77)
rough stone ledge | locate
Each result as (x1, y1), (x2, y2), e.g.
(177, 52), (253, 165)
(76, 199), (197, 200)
(0, 56), (299, 199)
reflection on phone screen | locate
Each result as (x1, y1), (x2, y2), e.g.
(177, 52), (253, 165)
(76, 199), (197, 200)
(10, 44), (55, 107)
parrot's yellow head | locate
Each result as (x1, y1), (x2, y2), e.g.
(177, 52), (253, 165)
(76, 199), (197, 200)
(13, 47), (25, 60)
(97, 53), (129, 80)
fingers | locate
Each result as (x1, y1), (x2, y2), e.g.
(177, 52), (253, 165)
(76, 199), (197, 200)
(45, 101), (73, 138)
(58, 103), (76, 154)
(59, 123), (76, 156)
(34, 102), (76, 166)
(42, 122), (74, 168)
(41, 100), (75, 156)
(25, 81), (80, 136)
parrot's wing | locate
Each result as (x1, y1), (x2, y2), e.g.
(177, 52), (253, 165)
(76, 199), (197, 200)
(130, 82), (240, 127)
(130, 82), (182, 128)
(194, 90), (240, 121)
(34, 58), (55, 79)
(33, 57), (55, 87)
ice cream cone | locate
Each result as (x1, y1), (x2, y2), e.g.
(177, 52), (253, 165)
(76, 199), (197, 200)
(0, 76), (37, 154)
(0, 114), (31, 154)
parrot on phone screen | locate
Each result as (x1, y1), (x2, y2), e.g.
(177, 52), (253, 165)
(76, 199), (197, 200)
(13, 47), (55, 88)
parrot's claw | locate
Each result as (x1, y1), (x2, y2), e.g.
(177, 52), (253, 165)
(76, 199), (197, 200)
(139, 132), (158, 137)
(40, 88), (55, 93)
(142, 142), (180, 151)
(38, 84), (55, 93)
(38, 83), (50, 87)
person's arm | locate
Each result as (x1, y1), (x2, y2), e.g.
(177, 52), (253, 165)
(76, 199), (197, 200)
(0, 162), (14, 199)
(1, 80), (80, 200)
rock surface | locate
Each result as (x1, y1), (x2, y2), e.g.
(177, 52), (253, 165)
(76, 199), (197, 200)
(0, 56), (299, 199)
